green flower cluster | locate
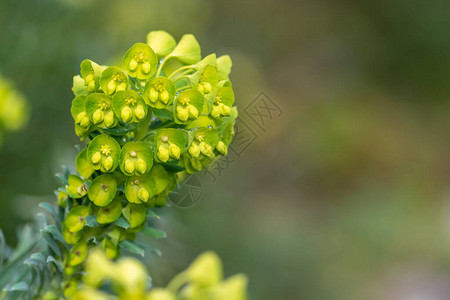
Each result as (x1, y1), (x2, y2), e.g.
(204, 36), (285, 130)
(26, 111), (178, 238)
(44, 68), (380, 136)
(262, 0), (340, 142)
(60, 31), (237, 289)
(69, 250), (248, 300)
(0, 74), (29, 144)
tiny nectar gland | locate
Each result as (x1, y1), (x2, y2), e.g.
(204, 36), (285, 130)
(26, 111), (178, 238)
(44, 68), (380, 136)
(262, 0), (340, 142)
(130, 151), (137, 157)
(98, 101), (110, 110)
(125, 98), (137, 106)
(196, 134), (205, 142)
(161, 136), (169, 142)
(179, 97), (190, 106)
(101, 145), (111, 156)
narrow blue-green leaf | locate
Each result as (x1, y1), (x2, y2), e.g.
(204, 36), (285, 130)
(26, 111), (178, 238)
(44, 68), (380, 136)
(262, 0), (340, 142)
(141, 227), (166, 238)
(146, 209), (160, 219)
(47, 256), (63, 273)
(42, 225), (65, 244)
(114, 216), (130, 229)
(84, 215), (99, 228)
(119, 240), (145, 257)
(39, 203), (57, 220)
(55, 173), (68, 186)
(3, 282), (29, 292)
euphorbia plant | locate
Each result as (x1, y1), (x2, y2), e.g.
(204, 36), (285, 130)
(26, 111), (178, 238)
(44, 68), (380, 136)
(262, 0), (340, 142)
(0, 31), (246, 299)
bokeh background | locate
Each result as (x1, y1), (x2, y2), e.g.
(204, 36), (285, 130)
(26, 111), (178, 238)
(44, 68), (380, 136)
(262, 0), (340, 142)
(1, 0), (450, 299)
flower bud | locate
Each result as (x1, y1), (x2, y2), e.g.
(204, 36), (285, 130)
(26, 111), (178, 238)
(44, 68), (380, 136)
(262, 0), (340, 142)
(141, 62), (151, 74)
(138, 187), (149, 202)
(160, 90), (170, 104)
(149, 88), (159, 103)
(107, 80), (117, 95)
(103, 156), (114, 172)
(219, 103), (231, 115)
(200, 142), (213, 157)
(134, 105), (146, 120)
(121, 106), (133, 122)
(124, 158), (135, 174)
(211, 106), (221, 118)
(136, 158), (147, 174)
(91, 151), (102, 164)
(188, 105), (199, 119)
(92, 109), (104, 124)
(104, 110), (115, 127)
(129, 59), (138, 71)
(176, 106), (188, 121)
(189, 143), (201, 158)
(157, 146), (169, 162)
(169, 144), (181, 159)
(216, 141), (227, 155)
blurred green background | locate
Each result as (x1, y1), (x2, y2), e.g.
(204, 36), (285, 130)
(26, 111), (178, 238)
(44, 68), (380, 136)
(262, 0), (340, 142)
(2, 0), (450, 299)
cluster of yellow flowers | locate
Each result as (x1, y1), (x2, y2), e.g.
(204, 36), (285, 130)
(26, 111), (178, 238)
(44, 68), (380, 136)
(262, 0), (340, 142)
(69, 250), (247, 300)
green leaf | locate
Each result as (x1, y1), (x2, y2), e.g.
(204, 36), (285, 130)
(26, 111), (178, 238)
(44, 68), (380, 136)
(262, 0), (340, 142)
(47, 256), (63, 273)
(114, 216), (130, 229)
(152, 108), (174, 120)
(42, 225), (65, 244)
(3, 282), (29, 292)
(119, 240), (145, 257)
(169, 34), (201, 64)
(146, 208), (160, 219)
(119, 141), (154, 176)
(112, 90), (148, 123)
(141, 227), (166, 239)
(75, 148), (95, 179)
(84, 215), (99, 228)
(42, 232), (61, 257)
(38, 202), (57, 221)
(146, 30), (177, 58)
(217, 55), (232, 81)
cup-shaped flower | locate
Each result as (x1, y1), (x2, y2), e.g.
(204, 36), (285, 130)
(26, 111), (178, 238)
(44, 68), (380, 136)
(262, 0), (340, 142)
(124, 172), (156, 204)
(65, 205), (91, 233)
(122, 203), (146, 228)
(146, 30), (176, 58)
(112, 90), (148, 123)
(71, 95), (91, 137)
(186, 251), (223, 287)
(97, 197), (122, 224)
(168, 34), (201, 65)
(122, 43), (158, 79)
(216, 55), (232, 81)
(119, 141), (153, 176)
(155, 128), (187, 162)
(100, 66), (129, 96)
(69, 241), (88, 266)
(88, 174), (117, 206)
(80, 59), (105, 92)
(149, 164), (170, 195)
(190, 65), (218, 95)
(188, 127), (219, 159)
(143, 77), (176, 109)
(76, 148), (95, 179)
(87, 134), (121, 173)
(85, 93), (118, 128)
(173, 89), (204, 124)
(62, 224), (82, 245)
(209, 87), (235, 119)
(66, 174), (88, 199)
